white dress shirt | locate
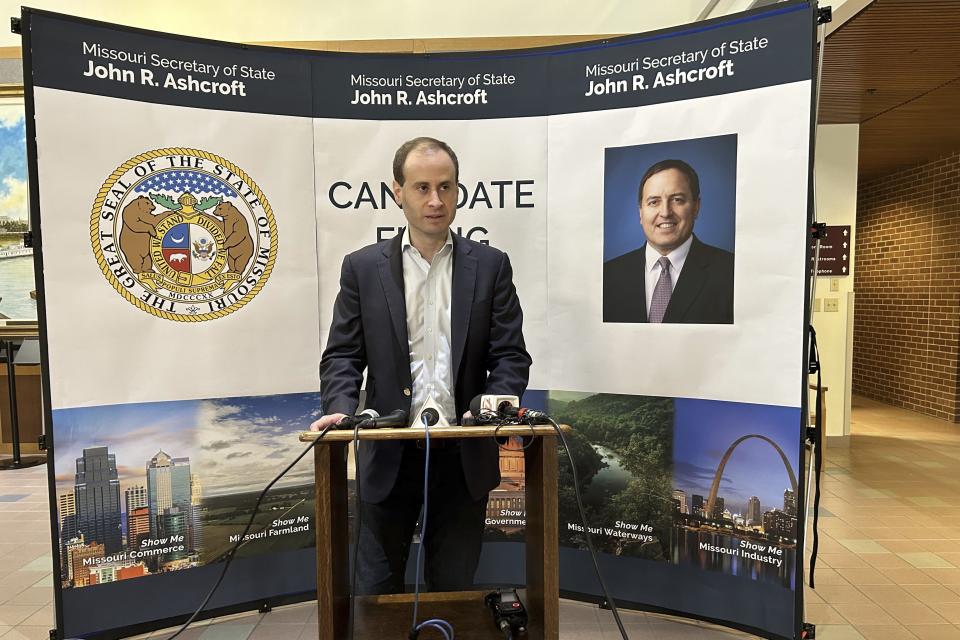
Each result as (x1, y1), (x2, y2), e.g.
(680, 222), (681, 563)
(644, 235), (693, 313)
(402, 228), (456, 422)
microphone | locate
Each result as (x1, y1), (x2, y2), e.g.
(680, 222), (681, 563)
(468, 394), (485, 419)
(334, 409), (379, 429)
(468, 394), (550, 424)
(468, 394), (520, 424)
(420, 407), (440, 427)
(359, 409), (409, 429)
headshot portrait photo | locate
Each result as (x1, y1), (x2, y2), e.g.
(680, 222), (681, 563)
(602, 134), (737, 325)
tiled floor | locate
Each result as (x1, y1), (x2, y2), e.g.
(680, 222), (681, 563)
(2, 394), (960, 639)
(802, 396), (960, 640)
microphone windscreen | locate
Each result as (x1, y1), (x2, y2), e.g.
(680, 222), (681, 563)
(469, 394), (484, 417)
(386, 409), (408, 423)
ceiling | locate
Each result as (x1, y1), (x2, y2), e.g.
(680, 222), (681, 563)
(818, 0), (960, 179)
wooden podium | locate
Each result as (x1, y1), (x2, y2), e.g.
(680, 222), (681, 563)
(299, 424), (568, 640)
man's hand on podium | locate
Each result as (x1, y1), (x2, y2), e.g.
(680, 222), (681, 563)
(310, 413), (348, 431)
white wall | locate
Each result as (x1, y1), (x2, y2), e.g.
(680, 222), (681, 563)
(1, 0), (706, 48)
(1, 0), (862, 48)
(812, 124), (859, 437)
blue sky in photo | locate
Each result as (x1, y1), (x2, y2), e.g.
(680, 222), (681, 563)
(673, 398), (802, 516)
(0, 115), (27, 183)
(53, 392), (322, 497)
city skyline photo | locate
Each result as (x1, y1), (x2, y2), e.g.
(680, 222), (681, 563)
(53, 391), (322, 499)
(672, 398), (802, 517)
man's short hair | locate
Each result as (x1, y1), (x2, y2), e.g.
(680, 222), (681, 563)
(637, 159), (701, 203)
(392, 137), (460, 185)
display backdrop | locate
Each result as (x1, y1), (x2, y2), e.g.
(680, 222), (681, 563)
(23, 3), (815, 639)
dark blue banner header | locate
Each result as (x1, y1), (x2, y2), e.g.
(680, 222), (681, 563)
(27, 3), (814, 119)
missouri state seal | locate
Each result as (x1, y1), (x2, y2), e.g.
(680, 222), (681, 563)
(91, 148), (277, 321)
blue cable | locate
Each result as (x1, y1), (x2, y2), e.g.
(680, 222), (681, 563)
(419, 619), (454, 636)
(410, 413), (455, 639)
(416, 621), (452, 640)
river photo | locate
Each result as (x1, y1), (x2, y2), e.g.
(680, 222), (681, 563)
(548, 391), (674, 561)
(0, 254), (37, 320)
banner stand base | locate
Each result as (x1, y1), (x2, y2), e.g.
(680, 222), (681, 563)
(0, 455), (45, 470)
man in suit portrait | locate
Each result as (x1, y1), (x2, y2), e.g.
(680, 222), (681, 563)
(602, 158), (734, 324)
(310, 137), (531, 594)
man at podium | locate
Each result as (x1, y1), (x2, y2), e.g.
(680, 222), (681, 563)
(311, 137), (532, 595)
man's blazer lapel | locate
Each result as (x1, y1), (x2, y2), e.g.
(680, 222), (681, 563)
(378, 233), (410, 355)
(664, 236), (708, 323)
(451, 235), (477, 387)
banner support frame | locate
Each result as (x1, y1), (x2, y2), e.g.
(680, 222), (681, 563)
(18, 7), (68, 639)
(797, 4), (831, 639)
(18, 9), (316, 639)
(23, 1), (824, 636)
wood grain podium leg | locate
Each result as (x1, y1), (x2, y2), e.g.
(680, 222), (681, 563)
(315, 442), (349, 640)
(525, 437), (559, 640)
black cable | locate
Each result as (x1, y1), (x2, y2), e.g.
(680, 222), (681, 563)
(493, 421), (537, 450)
(166, 424), (334, 640)
(350, 423), (362, 640)
(808, 326), (823, 588)
(473, 409), (499, 425)
(547, 416), (629, 640)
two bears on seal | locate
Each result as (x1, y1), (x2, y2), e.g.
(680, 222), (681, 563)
(119, 196), (254, 276)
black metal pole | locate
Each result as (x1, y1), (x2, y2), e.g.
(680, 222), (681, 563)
(5, 340), (21, 465)
(0, 339), (43, 471)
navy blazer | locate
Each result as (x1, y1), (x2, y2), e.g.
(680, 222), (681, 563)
(602, 235), (734, 324)
(320, 231), (532, 503)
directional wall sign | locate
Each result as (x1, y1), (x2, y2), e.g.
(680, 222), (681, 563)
(810, 225), (851, 276)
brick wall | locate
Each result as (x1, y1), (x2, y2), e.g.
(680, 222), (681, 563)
(853, 151), (960, 421)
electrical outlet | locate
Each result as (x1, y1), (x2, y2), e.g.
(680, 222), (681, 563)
(813, 298), (822, 312)
(830, 278), (839, 292)
(824, 298), (839, 312)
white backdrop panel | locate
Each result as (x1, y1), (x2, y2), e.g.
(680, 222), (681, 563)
(34, 87), (321, 409)
(546, 81), (811, 407)
(314, 117), (550, 389)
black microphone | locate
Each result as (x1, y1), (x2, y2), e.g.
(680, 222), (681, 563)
(359, 409), (409, 429)
(334, 409), (379, 429)
(468, 394), (485, 420)
(419, 407), (440, 427)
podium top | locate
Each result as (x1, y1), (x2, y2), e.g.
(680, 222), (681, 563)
(299, 423), (570, 443)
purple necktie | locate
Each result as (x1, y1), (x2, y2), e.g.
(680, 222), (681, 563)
(648, 256), (672, 323)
